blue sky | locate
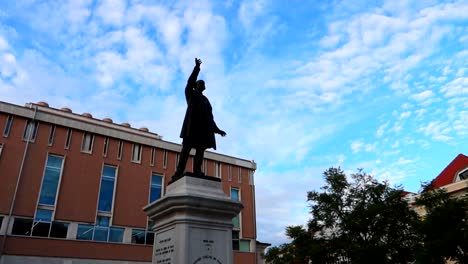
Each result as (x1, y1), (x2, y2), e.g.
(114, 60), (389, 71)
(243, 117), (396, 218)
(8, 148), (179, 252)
(0, 0), (467, 246)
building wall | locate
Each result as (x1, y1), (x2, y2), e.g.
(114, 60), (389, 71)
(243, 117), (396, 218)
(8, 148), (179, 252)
(0, 102), (258, 263)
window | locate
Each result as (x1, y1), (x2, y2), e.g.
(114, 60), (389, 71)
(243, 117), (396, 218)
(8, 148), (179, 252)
(132, 144), (142, 163)
(48, 125), (56, 146)
(0, 216), (4, 232)
(32, 209), (53, 237)
(231, 188), (240, 201)
(175, 154), (179, 171)
(23, 120), (38, 141)
(117, 141), (123, 160)
(163, 150), (168, 168)
(458, 168), (468, 181)
(150, 174), (163, 203)
(50, 222), (68, 238)
(249, 170), (254, 185)
(150, 148), (155, 166)
(238, 168), (242, 183)
(103, 137), (109, 157)
(232, 230), (240, 251)
(76, 218), (124, 243)
(231, 188), (241, 229)
(239, 240), (251, 252)
(97, 165), (117, 212)
(0, 144), (3, 158)
(215, 162), (221, 178)
(12, 218), (33, 236)
(65, 128), (72, 149)
(81, 132), (94, 153)
(38, 155), (64, 206)
(228, 166), (232, 181)
(131, 229), (154, 245)
(3, 115), (13, 137)
(12, 215), (68, 238)
(77, 224), (93, 240)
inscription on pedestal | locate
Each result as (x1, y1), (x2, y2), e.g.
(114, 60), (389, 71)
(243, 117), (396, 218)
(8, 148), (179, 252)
(154, 230), (175, 264)
(191, 239), (224, 264)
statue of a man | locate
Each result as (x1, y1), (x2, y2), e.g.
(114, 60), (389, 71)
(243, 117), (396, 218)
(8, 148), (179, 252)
(173, 58), (226, 179)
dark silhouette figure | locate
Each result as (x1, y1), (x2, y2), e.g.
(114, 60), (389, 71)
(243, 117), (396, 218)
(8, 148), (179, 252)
(173, 58), (226, 179)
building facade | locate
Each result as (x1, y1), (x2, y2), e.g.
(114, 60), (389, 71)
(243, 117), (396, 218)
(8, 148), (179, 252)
(0, 101), (259, 263)
(404, 153), (468, 215)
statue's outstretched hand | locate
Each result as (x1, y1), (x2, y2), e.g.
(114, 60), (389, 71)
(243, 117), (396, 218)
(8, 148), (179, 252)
(195, 58), (202, 67)
(218, 130), (227, 137)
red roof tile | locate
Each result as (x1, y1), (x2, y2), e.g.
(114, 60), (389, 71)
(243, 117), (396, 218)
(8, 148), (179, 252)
(432, 154), (468, 188)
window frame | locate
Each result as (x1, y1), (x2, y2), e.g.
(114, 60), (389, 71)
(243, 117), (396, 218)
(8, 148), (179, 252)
(103, 137), (109, 157)
(81, 132), (95, 154)
(117, 141), (123, 160)
(0, 143), (3, 158)
(65, 128), (72, 149)
(228, 165), (232, 181)
(3, 115), (13, 137)
(97, 164), (118, 213)
(37, 154), (65, 207)
(131, 143), (142, 163)
(215, 162), (221, 178)
(457, 167), (468, 181)
(150, 147), (155, 166)
(163, 150), (168, 168)
(149, 173), (164, 203)
(238, 167), (242, 183)
(48, 125), (56, 146)
(23, 120), (38, 142)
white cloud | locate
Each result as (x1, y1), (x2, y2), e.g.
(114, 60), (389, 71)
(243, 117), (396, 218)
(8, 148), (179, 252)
(238, 0), (267, 29)
(410, 90), (434, 101)
(440, 77), (468, 97)
(95, 0), (127, 26)
(399, 111), (411, 119)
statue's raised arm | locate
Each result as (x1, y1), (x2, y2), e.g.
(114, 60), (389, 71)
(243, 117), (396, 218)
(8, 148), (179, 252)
(185, 58), (202, 104)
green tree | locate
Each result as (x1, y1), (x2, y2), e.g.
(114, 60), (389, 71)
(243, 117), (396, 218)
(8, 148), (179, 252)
(415, 184), (468, 264)
(307, 168), (420, 263)
(265, 167), (421, 264)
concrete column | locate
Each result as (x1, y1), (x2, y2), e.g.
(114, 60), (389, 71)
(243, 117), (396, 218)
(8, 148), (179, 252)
(144, 174), (243, 264)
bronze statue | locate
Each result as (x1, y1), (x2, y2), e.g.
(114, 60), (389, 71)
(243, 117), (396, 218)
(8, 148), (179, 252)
(172, 58), (226, 179)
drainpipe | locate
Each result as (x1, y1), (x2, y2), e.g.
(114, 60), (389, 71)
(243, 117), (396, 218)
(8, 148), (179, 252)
(0, 103), (38, 259)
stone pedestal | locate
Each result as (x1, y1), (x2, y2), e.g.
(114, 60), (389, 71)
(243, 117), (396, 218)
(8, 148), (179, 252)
(143, 174), (243, 264)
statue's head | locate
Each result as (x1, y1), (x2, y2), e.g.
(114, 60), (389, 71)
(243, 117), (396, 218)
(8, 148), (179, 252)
(196, 80), (205, 92)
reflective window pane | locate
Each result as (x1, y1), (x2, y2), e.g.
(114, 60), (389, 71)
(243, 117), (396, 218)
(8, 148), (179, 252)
(93, 226), (109, 241)
(131, 229), (146, 244)
(239, 240), (250, 252)
(109, 227), (124, 243)
(98, 178), (114, 212)
(103, 165), (116, 178)
(150, 174), (163, 202)
(77, 224), (93, 240)
(231, 188), (239, 201)
(35, 209), (53, 222)
(232, 214), (240, 228)
(96, 216), (110, 227)
(38, 155), (64, 206)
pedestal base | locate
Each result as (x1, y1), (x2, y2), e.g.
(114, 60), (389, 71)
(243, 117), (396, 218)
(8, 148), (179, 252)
(144, 174), (243, 264)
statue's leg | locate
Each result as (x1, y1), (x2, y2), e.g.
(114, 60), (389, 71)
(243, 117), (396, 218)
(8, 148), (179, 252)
(193, 147), (206, 176)
(173, 141), (191, 178)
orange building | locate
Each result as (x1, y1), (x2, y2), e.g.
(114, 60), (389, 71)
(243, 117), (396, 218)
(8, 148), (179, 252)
(0, 101), (259, 263)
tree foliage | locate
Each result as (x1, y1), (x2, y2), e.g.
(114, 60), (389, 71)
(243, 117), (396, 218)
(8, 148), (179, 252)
(415, 185), (468, 264)
(265, 167), (468, 264)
